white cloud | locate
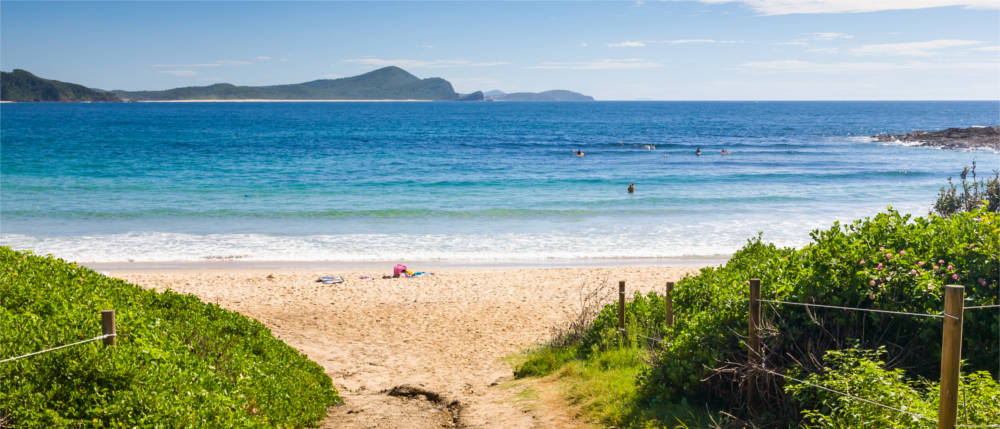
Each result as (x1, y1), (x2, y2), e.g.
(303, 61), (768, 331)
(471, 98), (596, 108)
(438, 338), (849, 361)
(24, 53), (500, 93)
(662, 39), (741, 44)
(851, 39), (984, 56)
(608, 39), (742, 47)
(608, 41), (647, 48)
(971, 46), (1000, 52)
(418, 44), (434, 49)
(321, 74), (343, 79)
(345, 58), (509, 68)
(806, 47), (840, 54)
(159, 70), (198, 77)
(528, 58), (663, 70)
(689, 0), (1000, 15)
(741, 59), (999, 72)
(580, 42), (589, 47)
(256, 56), (271, 61)
(809, 32), (853, 40)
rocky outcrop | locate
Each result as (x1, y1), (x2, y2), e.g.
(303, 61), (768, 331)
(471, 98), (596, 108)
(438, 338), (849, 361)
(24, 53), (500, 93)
(873, 126), (1000, 150)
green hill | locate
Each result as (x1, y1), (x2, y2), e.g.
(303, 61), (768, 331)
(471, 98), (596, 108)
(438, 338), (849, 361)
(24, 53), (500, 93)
(115, 66), (463, 101)
(0, 247), (341, 427)
(1, 69), (122, 102)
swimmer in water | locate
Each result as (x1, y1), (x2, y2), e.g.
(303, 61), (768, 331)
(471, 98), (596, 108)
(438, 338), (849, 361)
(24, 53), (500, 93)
(721, 149), (729, 155)
(695, 147), (702, 156)
(628, 183), (634, 194)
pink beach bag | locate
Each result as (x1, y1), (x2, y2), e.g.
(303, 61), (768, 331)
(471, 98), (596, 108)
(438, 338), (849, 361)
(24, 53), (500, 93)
(393, 264), (407, 277)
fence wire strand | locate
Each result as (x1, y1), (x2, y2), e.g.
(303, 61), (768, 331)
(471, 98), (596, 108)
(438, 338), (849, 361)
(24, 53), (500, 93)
(963, 304), (1000, 310)
(759, 367), (934, 423)
(0, 334), (116, 363)
(758, 299), (954, 319)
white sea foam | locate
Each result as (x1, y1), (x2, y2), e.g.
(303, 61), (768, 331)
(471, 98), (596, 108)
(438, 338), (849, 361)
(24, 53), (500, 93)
(0, 213), (862, 264)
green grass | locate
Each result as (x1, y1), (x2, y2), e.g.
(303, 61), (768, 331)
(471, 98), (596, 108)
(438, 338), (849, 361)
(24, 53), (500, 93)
(516, 341), (718, 428)
(0, 247), (342, 427)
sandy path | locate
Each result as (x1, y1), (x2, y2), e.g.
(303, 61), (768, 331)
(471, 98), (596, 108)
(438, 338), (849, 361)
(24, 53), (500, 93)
(112, 265), (703, 428)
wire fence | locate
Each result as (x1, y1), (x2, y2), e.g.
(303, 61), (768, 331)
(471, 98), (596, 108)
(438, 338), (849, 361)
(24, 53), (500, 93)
(0, 333), (116, 364)
(758, 298), (955, 319)
(616, 279), (998, 428)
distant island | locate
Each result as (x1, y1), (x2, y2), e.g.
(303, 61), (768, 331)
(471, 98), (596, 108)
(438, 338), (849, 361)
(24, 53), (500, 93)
(484, 89), (594, 102)
(873, 126), (1000, 150)
(1, 66), (594, 102)
(1, 69), (122, 102)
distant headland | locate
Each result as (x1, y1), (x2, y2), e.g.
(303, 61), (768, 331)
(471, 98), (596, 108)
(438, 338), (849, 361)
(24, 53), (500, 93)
(1, 67), (594, 103)
(873, 126), (1000, 150)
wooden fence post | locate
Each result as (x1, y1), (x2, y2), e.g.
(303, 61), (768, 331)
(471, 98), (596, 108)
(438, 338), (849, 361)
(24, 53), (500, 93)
(665, 281), (674, 327)
(747, 279), (761, 407)
(937, 285), (964, 429)
(618, 281), (626, 339)
(748, 279), (761, 363)
(101, 309), (116, 346)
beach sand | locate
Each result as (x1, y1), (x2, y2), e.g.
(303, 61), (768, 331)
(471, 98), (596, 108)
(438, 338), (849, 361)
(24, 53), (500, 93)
(111, 265), (705, 428)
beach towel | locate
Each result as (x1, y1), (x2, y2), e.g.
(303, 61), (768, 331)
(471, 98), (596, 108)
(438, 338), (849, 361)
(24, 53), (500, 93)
(317, 276), (343, 284)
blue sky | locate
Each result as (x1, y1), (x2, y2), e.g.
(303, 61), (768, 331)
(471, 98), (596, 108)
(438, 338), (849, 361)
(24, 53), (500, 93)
(2, 1), (998, 100)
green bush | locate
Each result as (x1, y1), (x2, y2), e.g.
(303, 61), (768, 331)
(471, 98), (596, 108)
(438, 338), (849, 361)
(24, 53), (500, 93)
(934, 163), (1000, 217)
(0, 247), (341, 427)
(786, 347), (1000, 428)
(517, 206), (998, 426)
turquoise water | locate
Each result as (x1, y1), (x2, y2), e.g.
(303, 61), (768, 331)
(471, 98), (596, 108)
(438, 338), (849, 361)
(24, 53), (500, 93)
(1, 101), (997, 263)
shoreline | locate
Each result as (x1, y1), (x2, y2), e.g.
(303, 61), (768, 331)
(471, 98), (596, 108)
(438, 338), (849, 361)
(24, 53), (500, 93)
(86, 255), (728, 272)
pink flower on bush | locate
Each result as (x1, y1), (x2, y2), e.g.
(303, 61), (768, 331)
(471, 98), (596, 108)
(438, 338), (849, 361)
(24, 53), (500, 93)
(860, 260), (866, 265)
(941, 273), (946, 278)
(869, 280), (876, 286)
(979, 278), (988, 286)
(934, 265), (939, 270)
(910, 269), (917, 275)
(918, 261), (924, 266)
(899, 250), (905, 255)
(939, 259), (945, 264)
(877, 263), (883, 270)
(886, 253), (893, 259)
(879, 246), (886, 251)
(952, 274), (959, 280)
(947, 265), (954, 270)
(929, 284), (937, 290)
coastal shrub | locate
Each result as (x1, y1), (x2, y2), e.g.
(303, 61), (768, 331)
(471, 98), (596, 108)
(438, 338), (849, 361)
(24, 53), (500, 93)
(934, 162), (1000, 217)
(516, 206), (998, 426)
(785, 347), (1000, 428)
(0, 247), (341, 427)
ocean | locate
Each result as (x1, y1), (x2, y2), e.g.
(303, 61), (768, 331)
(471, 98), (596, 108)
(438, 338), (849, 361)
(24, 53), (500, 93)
(1, 101), (997, 265)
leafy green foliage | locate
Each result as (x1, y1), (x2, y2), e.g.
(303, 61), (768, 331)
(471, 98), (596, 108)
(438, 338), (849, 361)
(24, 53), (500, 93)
(516, 206), (998, 427)
(1, 69), (121, 102)
(0, 247), (341, 427)
(786, 347), (1000, 428)
(934, 163), (1000, 217)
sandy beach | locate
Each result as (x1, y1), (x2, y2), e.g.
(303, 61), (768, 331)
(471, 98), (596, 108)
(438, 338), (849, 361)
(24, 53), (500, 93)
(110, 265), (705, 428)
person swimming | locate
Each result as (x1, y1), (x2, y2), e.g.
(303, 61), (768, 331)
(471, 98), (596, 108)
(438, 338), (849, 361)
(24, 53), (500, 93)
(721, 149), (729, 155)
(574, 148), (585, 156)
(695, 147), (702, 156)
(628, 183), (634, 194)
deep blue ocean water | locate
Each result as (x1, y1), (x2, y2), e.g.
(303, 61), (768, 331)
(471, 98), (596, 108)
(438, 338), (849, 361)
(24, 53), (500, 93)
(2, 101), (998, 263)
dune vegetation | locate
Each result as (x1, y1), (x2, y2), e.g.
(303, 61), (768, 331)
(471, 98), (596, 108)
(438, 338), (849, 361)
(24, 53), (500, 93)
(0, 247), (341, 427)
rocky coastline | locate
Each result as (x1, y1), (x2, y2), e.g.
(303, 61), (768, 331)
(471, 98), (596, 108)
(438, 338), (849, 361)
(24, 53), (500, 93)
(873, 126), (1000, 150)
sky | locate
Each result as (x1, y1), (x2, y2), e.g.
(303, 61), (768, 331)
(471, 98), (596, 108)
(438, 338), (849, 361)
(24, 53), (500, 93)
(1, 1), (998, 100)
